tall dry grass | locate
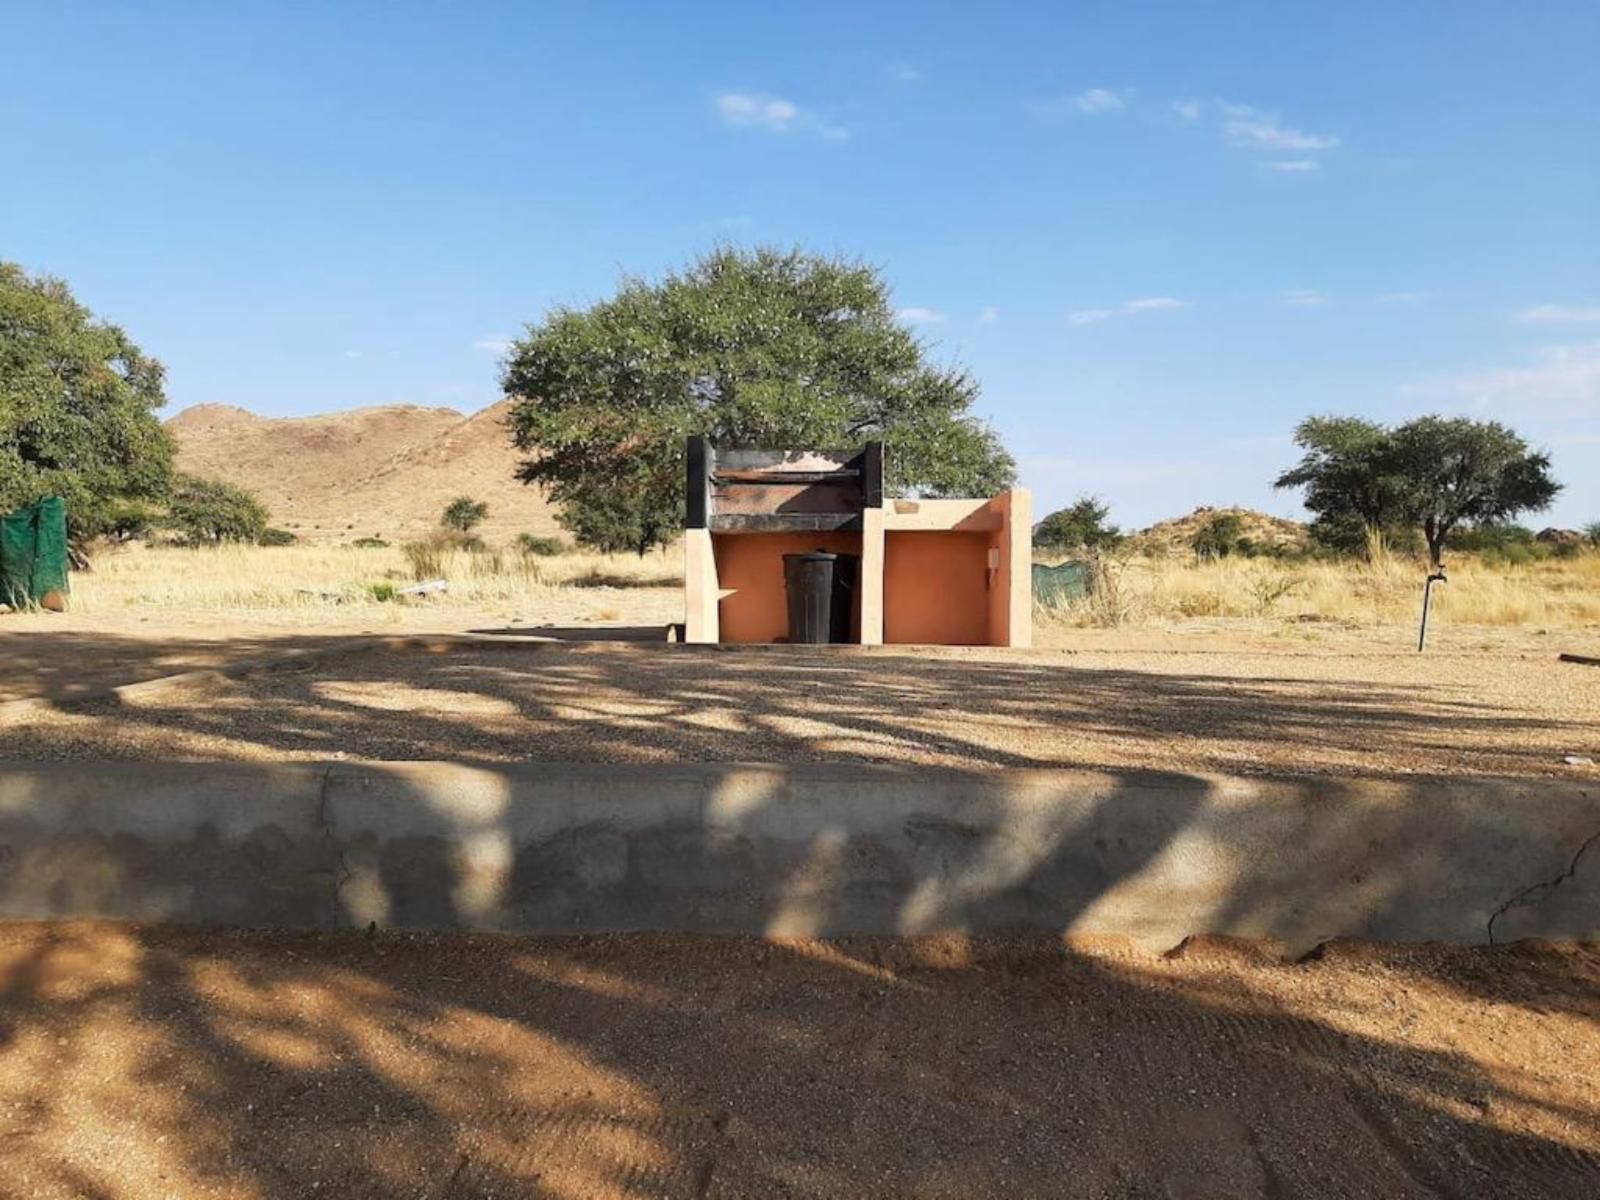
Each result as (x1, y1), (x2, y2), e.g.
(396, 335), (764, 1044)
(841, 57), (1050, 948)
(65, 540), (683, 623)
(1040, 546), (1600, 631)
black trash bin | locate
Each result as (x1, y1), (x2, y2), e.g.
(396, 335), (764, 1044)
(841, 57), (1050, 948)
(782, 551), (859, 643)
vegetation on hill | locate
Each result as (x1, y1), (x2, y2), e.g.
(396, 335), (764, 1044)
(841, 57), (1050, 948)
(0, 261), (174, 539)
(502, 246), (1015, 554)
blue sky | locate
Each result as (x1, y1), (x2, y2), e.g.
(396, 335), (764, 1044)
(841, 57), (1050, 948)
(5, 1), (1597, 527)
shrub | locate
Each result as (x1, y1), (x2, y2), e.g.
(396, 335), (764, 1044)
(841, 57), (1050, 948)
(258, 527), (297, 547)
(367, 581), (399, 602)
(165, 476), (269, 545)
(1585, 521), (1600, 548)
(351, 536), (389, 549)
(517, 533), (565, 557)
(1191, 513), (1245, 560)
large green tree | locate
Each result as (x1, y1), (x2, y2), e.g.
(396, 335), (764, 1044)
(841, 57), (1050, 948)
(0, 261), (174, 537)
(1275, 414), (1560, 566)
(502, 247), (1015, 553)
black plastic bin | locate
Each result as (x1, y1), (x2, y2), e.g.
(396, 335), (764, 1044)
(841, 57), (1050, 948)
(782, 551), (859, 643)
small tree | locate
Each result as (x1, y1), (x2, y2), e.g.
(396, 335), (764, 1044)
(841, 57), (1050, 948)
(1033, 496), (1122, 553)
(165, 476), (269, 545)
(442, 496), (489, 534)
(1585, 521), (1600, 549)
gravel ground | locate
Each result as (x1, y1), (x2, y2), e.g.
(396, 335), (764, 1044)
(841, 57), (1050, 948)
(4, 640), (1596, 778)
(0, 924), (1595, 1199)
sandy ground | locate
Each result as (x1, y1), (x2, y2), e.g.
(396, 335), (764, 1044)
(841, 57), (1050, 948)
(3, 634), (1595, 778)
(0, 925), (1595, 1200)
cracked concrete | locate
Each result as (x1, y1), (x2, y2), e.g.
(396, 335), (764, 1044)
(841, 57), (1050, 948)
(1487, 827), (1600, 945)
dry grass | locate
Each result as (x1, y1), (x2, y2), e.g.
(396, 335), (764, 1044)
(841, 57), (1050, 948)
(1041, 547), (1600, 631)
(65, 540), (683, 623)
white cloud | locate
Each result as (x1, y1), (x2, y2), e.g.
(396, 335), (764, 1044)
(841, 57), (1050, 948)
(472, 335), (512, 354)
(1407, 340), (1600, 417)
(1068, 308), (1116, 326)
(977, 306), (1000, 325)
(1518, 304), (1600, 325)
(1377, 291), (1432, 305)
(1071, 87), (1126, 114)
(1262, 159), (1319, 173)
(1220, 103), (1338, 152)
(897, 307), (946, 325)
(1070, 297), (1190, 326)
(888, 62), (922, 84)
(1173, 99), (1202, 122)
(714, 91), (848, 140)
(1283, 289), (1328, 307)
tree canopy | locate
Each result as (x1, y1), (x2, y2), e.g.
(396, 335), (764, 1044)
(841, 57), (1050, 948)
(442, 496), (489, 533)
(0, 261), (174, 537)
(1275, 414), (1560, 565)
(502, 247), (1015, 553)
(1033, 496), (1122, 553)
(165, 476), (270, 545)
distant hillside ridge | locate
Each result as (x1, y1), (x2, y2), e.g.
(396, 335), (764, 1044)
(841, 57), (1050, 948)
(1130, 506), (1311, 556)
(168, 400), (564, 544)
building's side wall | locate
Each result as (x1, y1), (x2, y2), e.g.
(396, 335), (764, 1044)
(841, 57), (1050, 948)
(712, 530), (863, 643)
(860, 508), (885, 645)
(883, 530), (992, 645)
(683, 528), (720, 644)
(987, 489), (1033, 648)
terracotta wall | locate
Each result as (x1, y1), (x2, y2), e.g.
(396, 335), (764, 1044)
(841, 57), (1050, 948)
(883, 530), (992, 645)
(711, 531), (863, 643)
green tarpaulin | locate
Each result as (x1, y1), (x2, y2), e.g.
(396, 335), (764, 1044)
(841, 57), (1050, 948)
(1032, 560), (1090, 607)
(1, 497), (69, 609)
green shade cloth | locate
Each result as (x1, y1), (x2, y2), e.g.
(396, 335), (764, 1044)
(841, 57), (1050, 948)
(1031, 560), (1090, 606)
(1, 497), (70, 608)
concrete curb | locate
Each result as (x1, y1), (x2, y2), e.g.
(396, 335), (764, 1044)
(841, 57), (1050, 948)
(0, 762), (1594, 948)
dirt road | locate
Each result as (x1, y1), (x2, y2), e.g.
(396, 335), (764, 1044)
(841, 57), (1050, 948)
(0, 925), (1595, 1199)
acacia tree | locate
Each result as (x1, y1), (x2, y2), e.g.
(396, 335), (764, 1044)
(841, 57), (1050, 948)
(0, 261), (174, 539)
(442, 496), (489, 534)
(1275, 414), (1560, 566)
(502, 247), (1015, 553)
(1033, 496), (1121, 553)
(165, 476), (270, 545)
(1391, 416), (1560, 567)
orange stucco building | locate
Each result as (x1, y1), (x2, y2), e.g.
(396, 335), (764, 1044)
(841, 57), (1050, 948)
(683, 438), (1031, 647)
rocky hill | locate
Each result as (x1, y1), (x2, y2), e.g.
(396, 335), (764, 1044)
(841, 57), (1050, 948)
(168, 401), (564, 544)
(1129, 506), (1311, 556)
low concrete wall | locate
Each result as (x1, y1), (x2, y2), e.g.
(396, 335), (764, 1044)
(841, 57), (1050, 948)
(0, 762), (1594, 948)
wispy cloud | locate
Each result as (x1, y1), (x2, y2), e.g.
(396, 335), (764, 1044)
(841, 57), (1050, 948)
(472, 335), (513, 354)
(1406, 340), (1600, 417)
(1071, 87), (1127, 114)
(1068, 308), (1116, 326)
(1262, 159), (1319, 173)
(1173, 99), (1202, 122)
(714, 91), (848, 140)
(1518, 304), (1600, 325)
(1377, 291), (1432, 306)
(342, 350), (363, 360)
(897, 307), (946, 325)
(887, 62), (922, 84)
(1219, 102), (1338, 152)
(1283, 289), (1328, 307)
(977, 306), (1000, 325)
(1070, 297), (1190, 326)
